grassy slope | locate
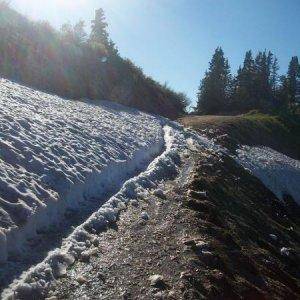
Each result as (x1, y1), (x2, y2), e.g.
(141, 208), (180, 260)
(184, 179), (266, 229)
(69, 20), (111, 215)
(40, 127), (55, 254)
(180, 113), (300, 160)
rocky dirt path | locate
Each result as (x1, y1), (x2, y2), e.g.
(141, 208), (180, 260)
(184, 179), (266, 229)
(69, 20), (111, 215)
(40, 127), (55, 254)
(46, 150), (205, 299)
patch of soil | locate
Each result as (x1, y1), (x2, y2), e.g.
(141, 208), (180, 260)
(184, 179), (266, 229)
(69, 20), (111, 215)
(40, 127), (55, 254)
(184, 149), (300, 299)
(48, 154), (203, 299)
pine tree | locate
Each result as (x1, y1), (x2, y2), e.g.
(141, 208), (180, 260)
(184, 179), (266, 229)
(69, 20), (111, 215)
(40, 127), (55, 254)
(90, 8), (109, 48)
(270, 56), (279, 93)
(278, 75), (290, 108)
(196, 47), (232, 114)
(253, 50), (274, 110)
(233, 50), (256, 111)
(73, 20), (87, 45)
(286, 56), (300, 106)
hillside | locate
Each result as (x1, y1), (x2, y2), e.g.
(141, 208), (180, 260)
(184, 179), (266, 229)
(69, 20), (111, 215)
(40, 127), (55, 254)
(0, 2), (188, 119)
(0, 80), (299, 299)
(180, 113), (300, 160)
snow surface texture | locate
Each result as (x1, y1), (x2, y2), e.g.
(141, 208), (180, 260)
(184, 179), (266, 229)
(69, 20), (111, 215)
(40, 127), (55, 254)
(2, 123), (187, 299)
(0, 78), (165, 265)
(236, 146), (300, 204)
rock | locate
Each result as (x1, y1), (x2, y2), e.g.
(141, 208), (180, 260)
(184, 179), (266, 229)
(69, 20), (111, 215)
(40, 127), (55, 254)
(201, 250), (213, 257)
(76, 275), (88, 284)
(149, 274), (164, 287)
(80, 248), (97, 262)
(131, 199), (139, 207)
(141, 211), (149, 220)
(154, 291), (164, 299)
(183, 238), (196, 246)
(180, 271), (192, 279)
(269, 234), (278, 241)
(167, 290), (177, 299)
(52, 262), (67, 278)
(280, 247), (290, 256)
(153, 189), (166, 199)
(195, 241), (210, 250)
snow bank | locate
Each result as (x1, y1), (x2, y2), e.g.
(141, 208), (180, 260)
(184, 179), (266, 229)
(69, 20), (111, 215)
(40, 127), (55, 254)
(0, 78), (164, 264)
(236, 146), (300, 204)
(2, 124), (187, 299)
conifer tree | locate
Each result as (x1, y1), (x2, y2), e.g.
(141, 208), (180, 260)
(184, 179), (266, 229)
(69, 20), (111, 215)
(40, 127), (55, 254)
(196, 47), (232, 114)
(286, 56), (300, 105)
(233, 50), (256, 111)
(278, 75), (290, 108)
(253, 50), (274, 110)
(270, 56), (279, 93)
(90, 8), (109, 47)
(73, 20), (87, 45)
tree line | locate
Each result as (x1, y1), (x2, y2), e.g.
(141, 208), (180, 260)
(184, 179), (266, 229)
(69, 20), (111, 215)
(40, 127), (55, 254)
(0, 2), (189, 118)
(196, 47), (300, 114)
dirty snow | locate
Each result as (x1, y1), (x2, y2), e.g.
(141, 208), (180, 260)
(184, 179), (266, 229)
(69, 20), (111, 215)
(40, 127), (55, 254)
(0, 78), (165, 265)
(0, 79), (191, 299)
(2, 122), (187, 299)
(236, 146), (300, 204)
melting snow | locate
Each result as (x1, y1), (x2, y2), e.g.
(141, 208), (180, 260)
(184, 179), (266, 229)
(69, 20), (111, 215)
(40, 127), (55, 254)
(0, 78), (165, 264)
(236, 146), (300, 204)
(0, 79), (190, 299)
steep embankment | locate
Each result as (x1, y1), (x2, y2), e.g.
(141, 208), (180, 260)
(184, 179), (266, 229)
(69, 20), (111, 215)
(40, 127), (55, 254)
(0, 78), (191, 299)
(0, 79), (188, 295)
(178, 114), (300, 298)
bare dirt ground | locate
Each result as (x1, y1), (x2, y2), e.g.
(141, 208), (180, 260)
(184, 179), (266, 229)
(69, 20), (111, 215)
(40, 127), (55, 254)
(47, 149), (203, 300)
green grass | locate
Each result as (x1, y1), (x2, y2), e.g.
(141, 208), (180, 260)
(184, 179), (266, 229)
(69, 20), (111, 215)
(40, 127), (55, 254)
(181, 112), (300, 159)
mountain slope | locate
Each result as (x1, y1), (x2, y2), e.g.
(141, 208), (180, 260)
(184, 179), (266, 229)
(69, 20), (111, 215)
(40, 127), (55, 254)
(18, 115), (300, 300)
(0, 82), (299, 299)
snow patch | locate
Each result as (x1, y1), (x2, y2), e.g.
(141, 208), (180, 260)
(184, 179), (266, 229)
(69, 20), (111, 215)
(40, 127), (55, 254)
(0, 78), (165, 265)
(235, 146), (300, 204)
(1, 122), (187, 299)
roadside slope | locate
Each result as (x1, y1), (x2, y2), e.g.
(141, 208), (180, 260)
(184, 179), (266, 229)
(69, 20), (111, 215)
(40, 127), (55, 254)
(179, 114), (300, 298)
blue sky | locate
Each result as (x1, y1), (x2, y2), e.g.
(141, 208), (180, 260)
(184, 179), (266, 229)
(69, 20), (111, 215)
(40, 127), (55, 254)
(11, 0), (300, 106)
